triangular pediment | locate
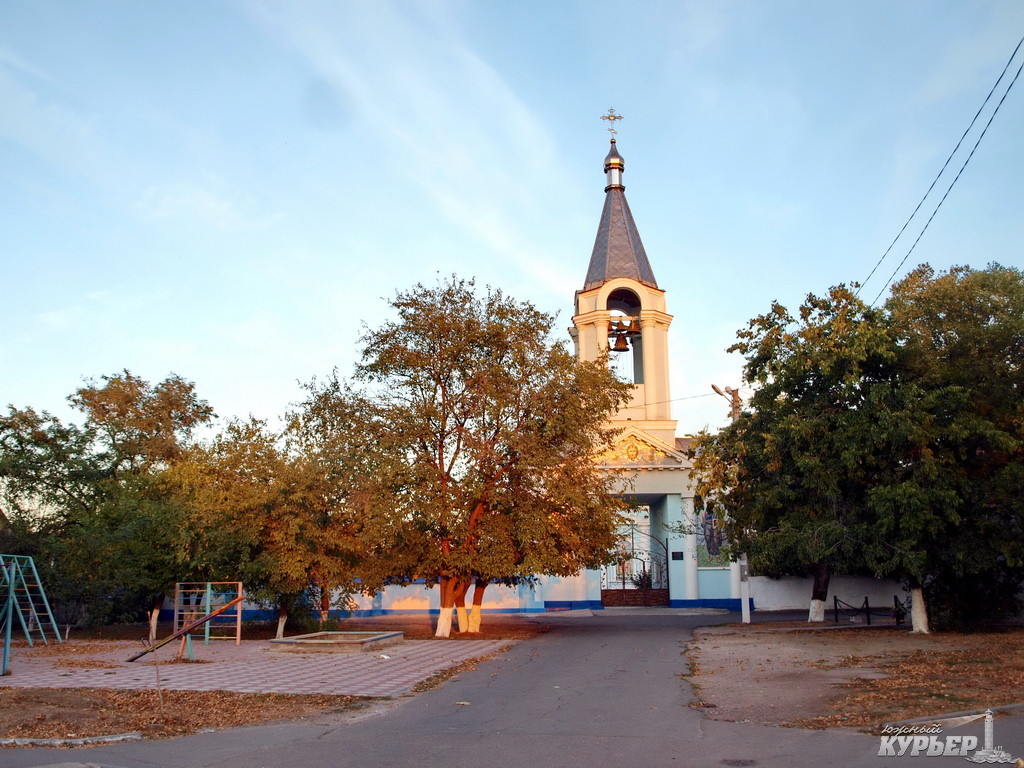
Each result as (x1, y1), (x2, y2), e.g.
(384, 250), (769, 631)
(596, 427), (688, 468)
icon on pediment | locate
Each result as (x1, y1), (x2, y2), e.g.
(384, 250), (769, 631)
(598, 433), (684, 467)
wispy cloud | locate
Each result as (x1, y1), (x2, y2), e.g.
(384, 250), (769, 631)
(138, 179), (282, 231)
(242, 0), (575, 293)
(36, 307), (82, 332)
(35, 291), (118, 332)
(914, 24), (1021, 108)
(1, 44), (278, 235)
(0, 46), (56, 84)
(0, 58), (100, 179)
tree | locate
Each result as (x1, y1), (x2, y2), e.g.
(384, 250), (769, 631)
(169, 416), (378, 637)
(692, 265), (1024, 632)
(691, 286), (889, 621)
(0, 371), (214, 631)
(0, 407), (102, 530)
(71, 371), (214, 472)
(308, 277), (632, 637)
(878, 264), (1024, 629)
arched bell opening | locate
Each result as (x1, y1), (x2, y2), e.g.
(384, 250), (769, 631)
(606, 288), (644, 384)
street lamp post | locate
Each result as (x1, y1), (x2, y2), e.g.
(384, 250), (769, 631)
(712, 384), (751, 624)
(711, 384), (741, 422)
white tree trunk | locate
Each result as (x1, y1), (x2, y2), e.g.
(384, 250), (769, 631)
(808, 598), (826, 622)
(910, 586), (930, 634)
(276, 609), (288, 639)
(455, 606), (469, 633)
(148, 605), (161, 641)
(467, 605), (482, 633)
(435, 606), (454, 638)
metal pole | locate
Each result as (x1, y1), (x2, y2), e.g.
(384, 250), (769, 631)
(664, 537), (670, 598)
(3, 562), (15, 675)
(204, 583), (212, 645)
(126, 594), (245, 662)
(714, 384), (750, 623)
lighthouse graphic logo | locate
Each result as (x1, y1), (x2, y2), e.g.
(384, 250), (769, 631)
(964, 710), (1017, 764)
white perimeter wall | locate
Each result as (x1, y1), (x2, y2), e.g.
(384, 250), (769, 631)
(751, 575), (907, 611)
(292, 574), (908, 615)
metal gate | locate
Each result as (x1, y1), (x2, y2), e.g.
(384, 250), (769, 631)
(600, 525), (669, 607)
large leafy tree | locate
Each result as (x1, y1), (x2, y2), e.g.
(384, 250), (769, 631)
(169, 415), (380, 637)
(0, 371), (213, 630)
(693, 264), (1024, 631)
(876, 264), (1024, 629)
(692, 286), (890, 621)
(307, 277), (632, 637)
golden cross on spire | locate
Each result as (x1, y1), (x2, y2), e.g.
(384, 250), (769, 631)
(600, 108), (624, 135)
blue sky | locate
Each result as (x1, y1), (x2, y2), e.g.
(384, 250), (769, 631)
(2, 1), (1022, 433)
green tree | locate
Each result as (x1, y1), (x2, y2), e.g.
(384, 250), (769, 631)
(691, 286), (889, 621)
(877, 264), (1024, 629)
(170, 416), (377, 637)
(693, 265), (1024, 632)
(308, 277), (632, 637)
(0, 371), (213, 631)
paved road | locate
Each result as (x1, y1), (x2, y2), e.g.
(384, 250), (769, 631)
(5, 610), (1022, 768)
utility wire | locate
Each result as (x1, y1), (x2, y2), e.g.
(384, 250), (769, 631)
(858, 33), (1024, 299)
(870, 49), (1024, 305)
(644, 393), (716, 407)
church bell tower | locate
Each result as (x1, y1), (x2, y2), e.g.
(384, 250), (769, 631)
(570, 134), (677, 446)
(553, 113), (737, 611)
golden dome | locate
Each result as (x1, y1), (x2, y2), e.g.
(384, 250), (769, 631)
(604, 138), (625, 170)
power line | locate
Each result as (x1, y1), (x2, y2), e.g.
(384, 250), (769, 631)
(651, 388), (756, 409)
(870, 48), (1024, 305)
(647, 393), (716, 407)
(858, 33), (1024, 300)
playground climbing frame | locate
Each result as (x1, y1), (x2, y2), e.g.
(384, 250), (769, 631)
(1, 554), (63, 676)
(174, 582), (243, 645)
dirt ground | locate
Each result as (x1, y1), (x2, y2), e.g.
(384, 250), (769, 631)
(4, 616), (1024, 743)
(686, 622), (1024, 730)
(0, 614), (544, 744)
(0, 688), (364, 743)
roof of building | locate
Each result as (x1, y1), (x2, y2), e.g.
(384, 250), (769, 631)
(675, 436), (695, 454)
(583, 139), (658, 292)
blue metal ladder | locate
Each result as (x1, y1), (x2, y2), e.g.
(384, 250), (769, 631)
(0, 554), (63, 648)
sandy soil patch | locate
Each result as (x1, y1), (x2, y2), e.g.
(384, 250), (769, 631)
(686, 624), (1024, 729)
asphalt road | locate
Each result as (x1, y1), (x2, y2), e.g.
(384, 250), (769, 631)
(4, 610), (1022, 768)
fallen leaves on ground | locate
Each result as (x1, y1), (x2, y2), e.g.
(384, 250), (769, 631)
(0, 688), (366, 742)
(790, 630), (1024, 729)
(53, 659), (120, 669)
(2, 615), (540, 743)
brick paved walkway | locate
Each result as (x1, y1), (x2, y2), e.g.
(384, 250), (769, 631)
(0, 638), (513, 698)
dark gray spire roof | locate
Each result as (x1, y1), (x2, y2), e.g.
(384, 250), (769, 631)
(583, 140), (658, 291)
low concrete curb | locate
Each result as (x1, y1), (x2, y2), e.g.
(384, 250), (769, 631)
(0, 732), (142, 747)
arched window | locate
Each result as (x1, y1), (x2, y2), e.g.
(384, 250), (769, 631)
(607, 288), (644, 384)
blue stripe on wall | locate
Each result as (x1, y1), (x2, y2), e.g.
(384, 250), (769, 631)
(669, 598), (754, 611)
(542, 600), (604, 611)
